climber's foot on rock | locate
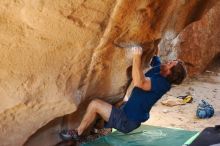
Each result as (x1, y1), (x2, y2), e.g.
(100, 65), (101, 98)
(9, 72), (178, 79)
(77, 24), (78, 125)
(59, 129), (82, 141)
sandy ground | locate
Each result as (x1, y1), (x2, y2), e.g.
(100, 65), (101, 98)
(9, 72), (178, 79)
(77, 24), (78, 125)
(145, 58), (220, 132)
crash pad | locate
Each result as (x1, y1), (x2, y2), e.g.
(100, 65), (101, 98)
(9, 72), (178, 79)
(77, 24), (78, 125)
(82, 125), (198, 146)
(189, 126), (220, 146)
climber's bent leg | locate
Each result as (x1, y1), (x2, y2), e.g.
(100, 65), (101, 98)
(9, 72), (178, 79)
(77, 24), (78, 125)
(77, 99), (112, 135)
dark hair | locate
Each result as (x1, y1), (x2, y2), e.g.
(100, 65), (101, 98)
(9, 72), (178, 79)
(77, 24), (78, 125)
(166, 60), (187, 85)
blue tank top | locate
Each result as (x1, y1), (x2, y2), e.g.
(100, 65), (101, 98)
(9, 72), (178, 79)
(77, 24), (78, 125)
(122, 56), (171, 122)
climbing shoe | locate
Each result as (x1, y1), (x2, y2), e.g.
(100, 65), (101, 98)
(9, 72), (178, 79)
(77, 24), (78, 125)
(183, 95), (193, 103)
(177, 95), (193, 103)
(59, 129), (81, 141)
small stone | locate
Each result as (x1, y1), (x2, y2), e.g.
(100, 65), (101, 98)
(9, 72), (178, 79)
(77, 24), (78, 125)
(162, 109), (169, 113)
(178, 117), (183, 121)
(213, 89), (217, 92)
(185, 91), (191, 95)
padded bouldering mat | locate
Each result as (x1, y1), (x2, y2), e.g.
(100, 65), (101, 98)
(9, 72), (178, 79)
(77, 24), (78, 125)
(189, 126), (220, 146)
(82, 125), (198, 146)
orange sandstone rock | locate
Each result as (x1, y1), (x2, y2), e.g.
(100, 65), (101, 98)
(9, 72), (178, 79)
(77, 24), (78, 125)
(0, 0), (219, 145)
(177, 1), (220, 76)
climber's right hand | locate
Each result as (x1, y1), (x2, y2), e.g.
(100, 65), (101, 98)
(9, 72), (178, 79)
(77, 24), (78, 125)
(131, 46), (143, 55)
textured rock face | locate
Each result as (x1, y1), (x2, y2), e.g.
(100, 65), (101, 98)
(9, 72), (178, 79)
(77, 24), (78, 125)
(0, 0), (219, 145)
(159, 0), (220, 75)
(177, 1), (220, 75)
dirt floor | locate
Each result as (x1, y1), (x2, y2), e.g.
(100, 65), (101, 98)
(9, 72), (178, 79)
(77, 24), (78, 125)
(145, 57), (220, 131)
